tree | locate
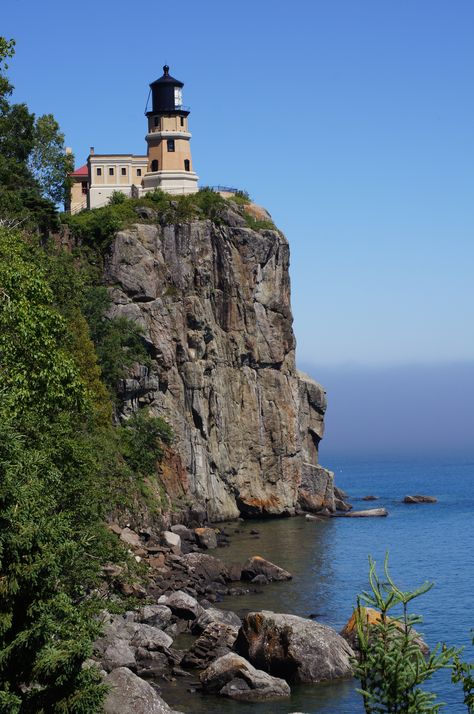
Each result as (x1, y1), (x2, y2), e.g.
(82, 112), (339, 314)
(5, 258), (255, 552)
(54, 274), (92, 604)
(0, 227), (110, 711)
(0, 36), (61, 230)
(28, 113), (71, 205)
(452, 635), (474, 713)
(353, 555), (457, 714)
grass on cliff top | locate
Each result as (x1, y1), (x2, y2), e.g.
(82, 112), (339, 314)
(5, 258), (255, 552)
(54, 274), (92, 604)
(61, 188), (277, 253)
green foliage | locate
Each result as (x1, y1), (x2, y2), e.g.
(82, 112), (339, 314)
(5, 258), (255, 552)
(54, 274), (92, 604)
(452, 634), (474, 713)
(0, 228), (115, 711)
(354, 555), (457, 714)
(108, 190), (127, 205)
(63, 201), (137, 252)
(120, 409), (172, 479)
(0, 36), (59, 233)
(243, 213), (276, 231)
(230, 189), (251, 205)
(0, 229), (85, 417)
(28, 113), (71, 205)
(83, 286), (150, 394)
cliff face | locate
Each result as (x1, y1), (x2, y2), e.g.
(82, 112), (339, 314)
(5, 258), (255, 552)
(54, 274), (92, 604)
(104, 204), (331, 521)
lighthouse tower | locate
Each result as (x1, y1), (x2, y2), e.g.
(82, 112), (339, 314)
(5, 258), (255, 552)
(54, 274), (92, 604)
(143, 66), (199, 195)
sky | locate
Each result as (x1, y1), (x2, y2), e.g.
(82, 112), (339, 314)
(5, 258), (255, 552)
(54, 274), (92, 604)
(3, 0), (473, 454)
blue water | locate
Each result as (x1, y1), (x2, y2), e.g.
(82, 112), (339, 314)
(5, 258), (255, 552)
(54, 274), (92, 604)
(162, 457), (474, 713)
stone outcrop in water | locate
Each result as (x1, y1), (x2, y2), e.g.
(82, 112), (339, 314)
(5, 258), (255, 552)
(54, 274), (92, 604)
(105, 204), (331, 520)
(235, 611), (354, 683)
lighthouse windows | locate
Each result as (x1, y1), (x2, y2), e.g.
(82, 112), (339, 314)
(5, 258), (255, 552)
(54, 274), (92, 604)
(184, 159), (190, 171)
(151, 160), (158, 172)
(174, 87), (182, 107)
(167, 139), (175, 152)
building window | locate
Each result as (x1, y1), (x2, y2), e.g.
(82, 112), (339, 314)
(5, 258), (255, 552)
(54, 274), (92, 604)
(121, 167), (126, 176)
(81, 181), (88, 194)
(137, 168), (142, 176)
(184, 159), (190, 172)
(154, 116), (160, 128)
(96, 167), (102, 176)
(109, 167), (114, 176)
(151, 159), (158, 172)
(180, 116), (184, 127)
(167, 139), (175, 152)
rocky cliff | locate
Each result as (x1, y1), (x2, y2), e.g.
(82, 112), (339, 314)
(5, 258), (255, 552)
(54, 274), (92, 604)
(104, 202), (334, 521)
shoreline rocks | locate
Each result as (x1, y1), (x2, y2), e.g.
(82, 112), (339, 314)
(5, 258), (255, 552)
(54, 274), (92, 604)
(104, 667), (183, 714)
(200, 653), (291, 701)
(241, 555), (292, 582)
(235, 611), (354, 683)
(403, 494), (437, 504)
(336, 508), (388, 518)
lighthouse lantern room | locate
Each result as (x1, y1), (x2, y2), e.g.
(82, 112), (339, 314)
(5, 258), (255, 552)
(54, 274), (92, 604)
(143, 65), (199, 195)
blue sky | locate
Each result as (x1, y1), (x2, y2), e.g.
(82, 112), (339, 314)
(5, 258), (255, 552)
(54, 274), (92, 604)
(3, 0), (473, 452)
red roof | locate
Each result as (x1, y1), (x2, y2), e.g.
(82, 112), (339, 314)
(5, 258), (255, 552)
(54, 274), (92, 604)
(69, 164), (89, 177)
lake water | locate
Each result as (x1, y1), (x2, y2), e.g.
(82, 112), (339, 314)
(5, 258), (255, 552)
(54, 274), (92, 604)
(161, 456), (474, 713)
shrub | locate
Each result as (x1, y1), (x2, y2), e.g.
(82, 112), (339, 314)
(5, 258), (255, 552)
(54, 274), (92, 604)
(354, 554), (457, 714)
(108, 189), (128, 204)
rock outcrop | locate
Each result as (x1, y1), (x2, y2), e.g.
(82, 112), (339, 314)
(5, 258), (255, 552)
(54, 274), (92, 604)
(235, 610), (354, 683)
(104, 206), (331, 520)
(200, 652), (291, 700)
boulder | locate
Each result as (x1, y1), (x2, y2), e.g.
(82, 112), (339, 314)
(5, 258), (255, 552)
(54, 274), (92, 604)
(135, 648), (170, 678)
(129, 623), (173, 651)
(181, 552), (229, 583)
(241, 556), (292, 582)
(200, 653), (291, 700)
(194, 527), (218, 549)
(137, 604), (172, 628)
(103, 667), (183, 713)
(403, 495), (437, 504)
(182, 621), (239, 668)
(362, 495), (378, 501)
(120, 527), (141, 548)
(235, 611), (354, 683)
(342, 508), (388, 517)
(298, 465), (335, 513)
(193, 606), (242, 634)
(341, 607), (429, 656)
(171, 524), (195, 541)
(160, 590), (204, 620)
(162, 531), (181, 552)
(100, 638), (136, 672)
(335, 497), (352, 512)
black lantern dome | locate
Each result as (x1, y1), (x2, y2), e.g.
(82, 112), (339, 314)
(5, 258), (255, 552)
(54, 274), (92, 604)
(147, 65), (188, 116)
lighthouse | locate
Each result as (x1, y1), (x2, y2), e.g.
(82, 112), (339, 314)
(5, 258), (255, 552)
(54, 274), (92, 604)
(143, 65), (199, 195)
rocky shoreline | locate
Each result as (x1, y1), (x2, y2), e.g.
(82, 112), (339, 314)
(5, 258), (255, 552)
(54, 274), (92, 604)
(94, 519), (356, 711)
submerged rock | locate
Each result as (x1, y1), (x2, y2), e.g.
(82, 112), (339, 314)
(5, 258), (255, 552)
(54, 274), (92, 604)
(200, 652), (291, 700)
(235, 611), (354, 683)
